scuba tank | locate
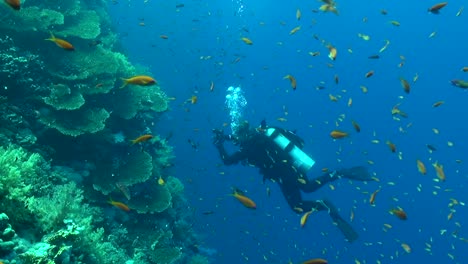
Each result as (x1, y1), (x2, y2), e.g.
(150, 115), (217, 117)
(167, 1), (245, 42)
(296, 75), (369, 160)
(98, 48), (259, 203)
(264, 128), (315, 174)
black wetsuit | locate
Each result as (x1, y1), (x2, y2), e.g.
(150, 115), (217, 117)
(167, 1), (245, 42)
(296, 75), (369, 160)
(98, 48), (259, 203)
(215, 127), (360, 242)
(216, 127), (336, 212)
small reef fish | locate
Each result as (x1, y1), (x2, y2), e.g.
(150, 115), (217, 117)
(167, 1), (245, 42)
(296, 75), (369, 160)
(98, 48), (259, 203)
(232, 190), (256, 209)
(433, 162), (446, 181)
(416, 160), (427, 175)
(365, 70), (374, 78)
(389, 207), (407, 220)
(116, 182), (131, 200)
(330, 130), (348, 139)
(426, 144), (437, 152)
(432, 101), (444, 107)
(241, 37), (253, 45)
(456, 6), (464, 16)
(401, 243), (411, 253)
(190, 95), (198, 104)
(157, 176), (165, 185)
(451, 79), (468, 88)
(283, 74), (297, 90)
(399, 77), (411, 93)
(289, 26), (301, 35)
(389, 20), (400, 26)
(370, 189), (380, 205)
(461, 66), (468, 72)
(386, 140), (396, 153)
(4, 0), (20, 10)
(428, 2), (448, 14)
(327, 45), (337, 60)
(296, 9), (301, 20)
(319, 2), (339, 15)
(302, 258), (328, 264)
(45, 32), (75, 51)
(300, 210), (314, 228)
(120, 75), (156, 88)
(131, 134), (153, 144)
(351, 120), (361, 132)
(108, 198), (131, 212)
(209, 81), (215, 92)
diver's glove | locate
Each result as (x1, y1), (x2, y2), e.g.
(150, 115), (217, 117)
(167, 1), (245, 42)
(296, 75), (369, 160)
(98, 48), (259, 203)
(212, 129), (226, 147)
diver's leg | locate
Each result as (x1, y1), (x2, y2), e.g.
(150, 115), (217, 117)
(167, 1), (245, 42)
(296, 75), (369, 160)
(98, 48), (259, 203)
(337, 166), (374, 181)
(302, 167), (374, 193)
(301, 171), (339, 193)
(278, 177), (313, 213)
(300, 199), (359, 243)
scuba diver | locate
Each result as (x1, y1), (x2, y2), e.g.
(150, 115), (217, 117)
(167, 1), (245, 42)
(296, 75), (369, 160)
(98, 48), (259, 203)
(212, 120), (375, 242)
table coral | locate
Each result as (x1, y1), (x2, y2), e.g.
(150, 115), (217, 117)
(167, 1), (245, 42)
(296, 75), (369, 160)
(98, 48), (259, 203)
(128, 184), (172, 214)
(0, 7), (65, 32)
(92, 150), (154, 195)
(39, 107), (110, 137)
(112, 85), (168, 119)
(57, 10), (101, 39)
(42, 83), (85, 110)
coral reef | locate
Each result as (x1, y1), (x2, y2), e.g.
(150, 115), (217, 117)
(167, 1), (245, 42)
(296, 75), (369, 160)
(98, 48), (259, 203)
(0, 0), (216, 263)
(0, 213), (16, 256)
(0, 0), (208, 262)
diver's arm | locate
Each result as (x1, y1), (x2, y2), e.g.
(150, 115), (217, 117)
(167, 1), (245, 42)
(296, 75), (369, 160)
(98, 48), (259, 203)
(212, 129), (247, 165)
(215, 143), (246, 165)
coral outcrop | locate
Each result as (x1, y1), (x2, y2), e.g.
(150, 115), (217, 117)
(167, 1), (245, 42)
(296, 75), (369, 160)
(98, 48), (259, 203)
(0, 0), (207, 262)
(0, 0), (210, 263)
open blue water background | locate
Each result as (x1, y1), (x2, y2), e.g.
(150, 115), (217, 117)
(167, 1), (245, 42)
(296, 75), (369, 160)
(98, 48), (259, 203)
(109, 1), (467, 263)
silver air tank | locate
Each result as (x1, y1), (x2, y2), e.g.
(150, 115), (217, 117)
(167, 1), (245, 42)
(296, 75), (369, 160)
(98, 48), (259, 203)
(265, 128), (315, 174)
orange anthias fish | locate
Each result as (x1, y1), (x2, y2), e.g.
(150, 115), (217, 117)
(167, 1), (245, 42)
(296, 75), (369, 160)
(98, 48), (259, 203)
(386, 140), (397, 153)
(283, 74), (297, 90)
(416, 159), (427, 175)
(389, 207), (407, 220)
(232, 190), (256, 209)
(327, 44), (337, 60)
(302, 258), (328, 264)
(300, 210), (314, 228)
(45, 32), (75, 51)
(241, 37), (253, 45)
(351, 120), (361, 132)
(399, 77), (411, 94)
(108, 198), (130, 212)
(369, 189), (380, 205)
(131, 134), (153, 144)
(4, 0), (20, 10)
(330, 130), (349, 139)
(433, 162), (446, 181)
(120, 75), (156, 89)
(428, 2), (448, 14)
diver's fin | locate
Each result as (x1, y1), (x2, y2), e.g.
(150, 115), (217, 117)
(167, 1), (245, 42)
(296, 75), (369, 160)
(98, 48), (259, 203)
(332, 215), (359, 243)
(321, 199), (359, 243)
(338, 166), (374, 181)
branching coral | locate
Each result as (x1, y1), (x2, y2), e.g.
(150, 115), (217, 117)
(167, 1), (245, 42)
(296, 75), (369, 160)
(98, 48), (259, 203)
(25, 182), (99, 232)
(39, 107), (110, 137)
(0, 144), (47, 201)
(42, 83), (85, 110)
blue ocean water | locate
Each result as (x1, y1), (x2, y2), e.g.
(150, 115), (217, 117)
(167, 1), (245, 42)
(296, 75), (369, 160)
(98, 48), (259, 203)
(110, 1), (467, 263)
